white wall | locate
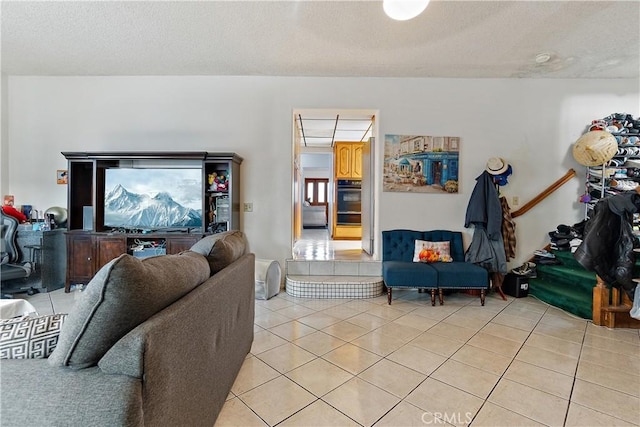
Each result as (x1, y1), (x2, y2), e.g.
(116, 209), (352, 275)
(1, 74), (8, 197)
(5, 76), (639, 269)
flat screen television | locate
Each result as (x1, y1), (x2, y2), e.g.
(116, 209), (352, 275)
(104, 168), (202, 231)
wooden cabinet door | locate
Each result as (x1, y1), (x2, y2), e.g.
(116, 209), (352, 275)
(335, 142), (364, 179)
(351, 143), (364, 179)
(335, 143), (352, 179)
(96, 235), (126, 271)
(167, 236), (201, 254)
(66, 233), (94, 289)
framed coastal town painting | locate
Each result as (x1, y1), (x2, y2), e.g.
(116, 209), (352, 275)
(383, 134), (460, 193)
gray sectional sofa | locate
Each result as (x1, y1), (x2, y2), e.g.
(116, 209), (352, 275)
(0, 231), (254, 426)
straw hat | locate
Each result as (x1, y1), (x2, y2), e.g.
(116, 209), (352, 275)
(572, 131), (618, 166)
(486, 157), (508, 175)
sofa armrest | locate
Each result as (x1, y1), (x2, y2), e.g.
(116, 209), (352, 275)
(98, 326), (145, 378)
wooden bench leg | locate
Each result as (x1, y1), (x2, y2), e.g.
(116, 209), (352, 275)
(430, 289), (436, 306)
(592, 275), (607, 326)
(438, 289), (444, 305)
(387, 287), (392, 305)
(480, 289), (486, 306)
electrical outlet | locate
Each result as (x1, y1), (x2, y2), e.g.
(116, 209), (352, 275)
(512, 196), (519, 207)
(243, 202), (253, 212)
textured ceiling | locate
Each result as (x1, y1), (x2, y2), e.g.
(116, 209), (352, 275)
(2, 0), (639, 79)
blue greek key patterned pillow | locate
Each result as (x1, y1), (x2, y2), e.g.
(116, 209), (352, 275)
(0, 314), (67, 359)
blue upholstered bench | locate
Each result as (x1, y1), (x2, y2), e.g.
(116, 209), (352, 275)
(382, 230), (490, 306)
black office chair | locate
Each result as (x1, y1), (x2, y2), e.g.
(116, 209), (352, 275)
(1, 210), (34, 297)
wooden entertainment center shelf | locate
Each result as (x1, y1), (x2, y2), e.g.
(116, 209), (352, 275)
(62, 151), (242, 291)
(64, 230), (203, 292)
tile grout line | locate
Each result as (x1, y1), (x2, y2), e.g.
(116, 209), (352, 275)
(561, 316), (589, 427)
(465, 303), (553, 426)
(563, 321), (639, 426)
(287, 295), (487, 426)
(361, 295), (509, 426)
(38, 289), (635, 426)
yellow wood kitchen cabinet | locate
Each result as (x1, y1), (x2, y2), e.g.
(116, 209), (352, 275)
(333, 141), (364, 240)
(334, 142), (364, 179)
(333, 224), (362, 240)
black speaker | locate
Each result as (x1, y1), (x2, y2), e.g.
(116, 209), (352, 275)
(503, 273), (529, 298)
(82, 206), (93, 230)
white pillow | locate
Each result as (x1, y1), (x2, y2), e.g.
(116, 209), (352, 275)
(412, 240), (453, 263)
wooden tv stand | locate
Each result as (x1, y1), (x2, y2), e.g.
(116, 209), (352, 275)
(61, 151), (243, 292)
(64, 230), (204, 292)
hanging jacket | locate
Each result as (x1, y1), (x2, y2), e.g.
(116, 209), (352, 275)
(465, 223), (507, 273)
(500, 196), (516, 261)
(464, 171), (507, 273)
(574, 192), (640, 299)
(465, 171), (502, 240)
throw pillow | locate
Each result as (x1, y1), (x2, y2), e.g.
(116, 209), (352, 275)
(412, 240), (453, 263)
(0, 314), (67, 359)
(48, 250), (210, 369)
(190, 230), (248, 275)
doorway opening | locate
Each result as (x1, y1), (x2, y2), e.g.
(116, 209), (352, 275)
(292, 109), (377, 261)
(304, 178), (329, 225)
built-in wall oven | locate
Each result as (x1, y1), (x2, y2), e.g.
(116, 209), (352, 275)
(336, 179), (362, 226)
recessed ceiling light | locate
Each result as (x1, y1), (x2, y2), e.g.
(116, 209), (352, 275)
(535, 53), (552, 64)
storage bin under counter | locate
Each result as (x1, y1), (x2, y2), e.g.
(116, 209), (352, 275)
(13, 227), (67, 293)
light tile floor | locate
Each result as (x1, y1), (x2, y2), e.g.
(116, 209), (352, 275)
(293, 229), (372, 261)
(23, 287), (640, 427)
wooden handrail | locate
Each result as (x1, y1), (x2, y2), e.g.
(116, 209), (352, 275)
(511, 168), (577, 218)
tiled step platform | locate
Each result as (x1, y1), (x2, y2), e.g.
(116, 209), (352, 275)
(285, 259), (384, 299)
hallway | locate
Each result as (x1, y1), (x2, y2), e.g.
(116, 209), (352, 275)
(293, 229), (372, 261)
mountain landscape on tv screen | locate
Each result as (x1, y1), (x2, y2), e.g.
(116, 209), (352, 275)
(105, 184), (202, 229)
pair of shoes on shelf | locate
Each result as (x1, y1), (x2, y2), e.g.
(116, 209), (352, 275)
(610, 179), (639, 191)
(512, 262), (537, 278)
(533, 249), (555, 258)
(627, 168), (640, 178)
(607, 158), (627, 167)
(548, 225), (579, 242)
(536, 257), (563, 265)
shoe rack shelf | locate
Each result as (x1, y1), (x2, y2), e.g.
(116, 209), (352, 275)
(581, 115), (640, 329)
(583, 113), (640, 225)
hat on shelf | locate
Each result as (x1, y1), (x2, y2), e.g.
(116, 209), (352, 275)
(572, 130), (618, 167)
(486, 157), (509, 175)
